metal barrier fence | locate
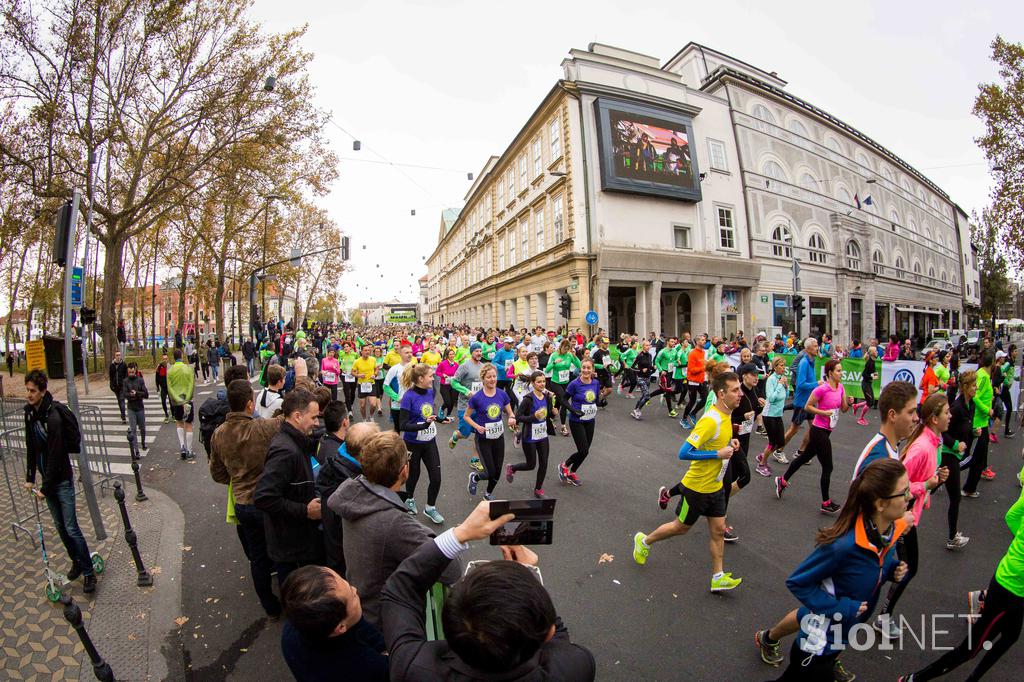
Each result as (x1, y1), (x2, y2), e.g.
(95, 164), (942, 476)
(2, 399), (118, 547)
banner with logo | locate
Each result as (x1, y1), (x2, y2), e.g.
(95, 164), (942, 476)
(880, 360), (925, 400)
(813, 357), (881, 400)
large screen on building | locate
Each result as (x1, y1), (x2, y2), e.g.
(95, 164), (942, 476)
(594, 98), (702, 202)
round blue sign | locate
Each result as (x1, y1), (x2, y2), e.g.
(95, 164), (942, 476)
(585, 310), (599, 325)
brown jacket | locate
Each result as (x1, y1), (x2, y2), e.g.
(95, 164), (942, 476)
(210, 412), (282, 505)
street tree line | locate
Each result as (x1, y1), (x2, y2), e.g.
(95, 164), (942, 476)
(0, 0), (342, 360)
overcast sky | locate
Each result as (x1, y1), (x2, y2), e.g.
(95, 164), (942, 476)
(250, 0), (1017, 307)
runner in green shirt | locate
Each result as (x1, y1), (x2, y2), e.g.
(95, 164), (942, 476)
(545, 339), (581, 436)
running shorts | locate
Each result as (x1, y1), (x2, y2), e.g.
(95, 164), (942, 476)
(676, 485), (727, 525)
(791, 404), (809, 426)
(457, 409), (473, 438)
(171, 401), (194, 424)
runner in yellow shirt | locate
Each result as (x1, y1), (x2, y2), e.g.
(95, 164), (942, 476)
(351, 344), (379, 421)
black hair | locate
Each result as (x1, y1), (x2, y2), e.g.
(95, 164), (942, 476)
(227, 380), (254, 412)
(281, 388), (316, 419)
(224, 364), (248, 386)
(126, 361), (138, 370)
(323, 400), (349, 433)
(281, 566), (349, 641)
(442, 561), (555, 672)
(25, 369), (48, 391)
(979, 349), (996, 369)
(173, 348), (183, 361)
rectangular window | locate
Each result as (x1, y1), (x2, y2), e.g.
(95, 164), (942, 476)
(519, 155), (528, 192)
(717, 207), (736, 249)
(507, 169), (515, 202)
(553, 195), (564, 243)
(521, 221), (529, 260)
(549, 118), (561, 160)
(707, 139), (728, 171)
(533, 138), (542, 177)
(497, 172), (505, 207)
(535, 206), (546, 253)
(673, 224), (691, 249)
(772, 294), (794, 335)
(498, 233), (505, 271)
(508, 230), (515, 265)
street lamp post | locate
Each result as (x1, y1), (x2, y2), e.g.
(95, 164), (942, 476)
(260, 194), (285, 327)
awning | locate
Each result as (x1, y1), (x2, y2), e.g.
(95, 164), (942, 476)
(895, 307), (943, 315)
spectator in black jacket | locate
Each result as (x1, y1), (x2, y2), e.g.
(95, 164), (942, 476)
(942, 370), (978, 549)
(254, 388), (325, 584)
(124, 362), (150, 455)
(242, 336), (256, 376)
(280, 565), (387, 682)
(108, 350), (128, 423)
(155, 352), (170, 423)
(22, 370), (97, 593)
(381, 501), (596, 681)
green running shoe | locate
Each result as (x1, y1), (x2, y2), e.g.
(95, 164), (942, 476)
(423, 506), (444, 525)
(632, 532), (649, 565)
(711, 572), (742, 592)
(405, 498), (417, 515)
(448, 434), (458, 450)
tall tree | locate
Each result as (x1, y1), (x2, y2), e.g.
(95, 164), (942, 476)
(971, 209), (1012, 324)
(974, 35), (1024, 270)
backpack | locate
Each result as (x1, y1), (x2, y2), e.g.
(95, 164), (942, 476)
(283, 367), (295, 392)
(198, 397), (231, 456)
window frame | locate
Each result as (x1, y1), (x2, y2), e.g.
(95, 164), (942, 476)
(552, 194), (564, 243)
(872, 249), (885, 275)
(520, 220), (529, 260)
(707, 138), (728, 172)
(807, 233), (828, 264)
(518, 155), (528, 194)
(845, 240), (862, 270)
(549, 118), (562, 161)
(532, 137), (543, 178)
(535, 205), (545, 253)
(672, 223), (692, 250)
(716, 206), (736, 251)
(771, 224), (792, 258)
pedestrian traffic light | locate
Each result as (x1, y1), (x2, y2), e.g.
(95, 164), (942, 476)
(559, 294), (571, 319)
(792, 295), (805, 319)
(79, 305), (96, 325)
(341, 236), (350, 261)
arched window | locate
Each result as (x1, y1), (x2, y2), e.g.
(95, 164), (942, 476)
(856, 151), (872, 169)
(912, 261), (922, 283)
(928, 265), (936, 280)
(952, 273), (959, 285)
(798, 172), (818, 191)
(762, 160), (787, 181)
(901, 178), (913, 195)
(808, 233), (827, 264)
(895, 255), (906, 279)
(881, 166), (895, 182)
(909, 219), (918, 234)
(826, 137), (843, 154)
(890, 209), (900, 226)
(872, 249), (885, 275)
(940, 270), (948, 283)
(846, 240), (862, 270)
(752, 104), (775, 123)
(788, 119), (809, 137)
(836, 186), (853, 205)
(924, 227), (932, 242)
(771, 224), (792, 258)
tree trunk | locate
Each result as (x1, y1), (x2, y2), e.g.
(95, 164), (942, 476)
(5, 248), (27, 354)
(177, 264), (189, 337)
(100, 236), (126, 365)
(214, 260), (226, 342)
(151, 236), (158, 360)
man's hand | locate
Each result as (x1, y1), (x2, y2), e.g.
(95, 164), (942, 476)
(893, 561), (909, 583)
(758, 398), (766, 407)
(508, 416), (517, 428)
(958, 441), (967, 453)
(453, 500), (515, 544)
(306, 498), (322, 520)
(936, 466), (949, 485)
(500, 544), (539, 566)
(717, 445), (735, 460)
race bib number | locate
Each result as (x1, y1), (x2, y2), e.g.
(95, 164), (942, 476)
(530, 421), (547, 441)
(739, 416), (754, 435)
(580, 404), (598, 421)
(322, 371), (337, 383)
(668, 363), (676, 372)
(485, 421), (504, 439)
(470, 381), (482, 395)
(416, 422), (437, 442)
(359, 382), (373, 394)
(344, 373), (356, 383)
(829, 409), (839, 430)
(558, 369), (569, 383)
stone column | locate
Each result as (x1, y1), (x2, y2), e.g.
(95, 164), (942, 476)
(634, 285), (647, 335)
(665, 292), (679, 337)
(548, 289), (561, 330)
(533, 293), (546, 331)
(690, 286), (709, 335)
(711, 283), (723, 338)
(649, 279), (662, 336)
(518, 296), (530, 329)
(595, 278), (610, 334)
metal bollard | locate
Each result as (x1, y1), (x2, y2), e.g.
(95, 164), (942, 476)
(113, 481), (154, 587)
(59, 594), (115, 681)
(130, 460), (148, 502)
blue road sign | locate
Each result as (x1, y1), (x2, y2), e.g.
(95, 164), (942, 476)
(585, 310), (599, 325)
(71, 266), (83, 307)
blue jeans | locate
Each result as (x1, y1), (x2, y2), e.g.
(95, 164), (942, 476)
(45, 480), (93, 576)
(233, 503), (282, 616)
(211, 362), (219, 381)
(246, 357), (255, 375)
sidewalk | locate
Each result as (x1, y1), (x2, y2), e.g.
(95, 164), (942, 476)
(0, 482), (185, 681)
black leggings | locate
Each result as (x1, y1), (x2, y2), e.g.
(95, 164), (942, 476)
(683, 383), (706, 420)
(405, 440), (441, 506)
(512, 439), (549, 490)
(909, 576), (1023, 681)
(1001, 386), (1014, 435)
(641, 374), (675, 412)
(440, 384), (457, 418)
(327, 384), (338, 403)
(774, 638), (839, 681)
(763, 415), (785, 450)
(940, 448), (964, 540)
(881, 526), (918, 615)
(860, 379), (876, 409)
(565, 420), (596, 473)
(548, 381), (569, 425)
(622, 369), (638, 393)
(782, 425), (834, 502)
(343, 380), (357, 408)
(158, 385), (169, 417)
(963, 427), (989, 494)
(724, 432), (751, 504)
(474, 436), (505, 494)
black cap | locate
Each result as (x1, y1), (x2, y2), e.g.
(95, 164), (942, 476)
(736, 362), (759, 377)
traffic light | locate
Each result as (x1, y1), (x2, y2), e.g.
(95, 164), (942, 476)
(792, 295), (805, 320)
(79, 306), (96, 325)
(53, 201), (73, 266)
(559, 294), (571, 319)
(341, 236), (350, 261)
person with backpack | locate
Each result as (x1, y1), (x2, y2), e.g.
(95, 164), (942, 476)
(256, 365), (286, 419)
(198, 365), (249, 458)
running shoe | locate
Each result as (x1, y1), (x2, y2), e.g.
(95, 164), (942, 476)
(632, 532), (649, 565)
(774, 476), (787, 499)
(961, 489), (980, 498)
(873, 614), (901, 640)
(686, 416), (697, 429)
(658, 486), (670, 510)
(141, 442), (148, 451)
(626, 393), (634, 399)
(967, 589), (986, 623)
(467, 472), (478, 496)
(567, 471), (581, 487)
(678, 418), (689, 429)
(533, 488), (545, 499)
(989, 432), (998, 443)
(505, 464), (515, 483)
(469, 458), (484, 472)
(405, 497), (418, 515)
(483, 493), (493, 501)
(631, 409), (642, 421)
(710, 572), (742, 592)
(771, 450), (789, 464)
(756, 425), (767, 436)
(724, 526), (738, 543)
(820, 499), (841, 515)
(558, 462), (570, 485)
(1006, 430), (1016, 439)
(981, 467), (995, 480)
(754, 629), (783, 666)
(448, 434), (458, 450)
(668, 409), (678, 418)
(832, 658), (856, 682)
(856, 418), (869, 426)
(163, 416), (171, 423)
(945, 532), (970, 550)
(755, 462), (772, 477)
(423, 506), (444, 525)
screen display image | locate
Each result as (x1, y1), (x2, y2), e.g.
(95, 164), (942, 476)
(488, 498), (556, 546)
(610, 112), (694, 185)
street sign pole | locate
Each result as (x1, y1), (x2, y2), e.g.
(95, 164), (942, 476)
(790, 231), (802, 338)
(62, 190), (106, 541)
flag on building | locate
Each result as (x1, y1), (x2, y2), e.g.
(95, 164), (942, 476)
(854, 193), (861, 209)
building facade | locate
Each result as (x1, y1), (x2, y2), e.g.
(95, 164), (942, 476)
(426, 42), (974, 344)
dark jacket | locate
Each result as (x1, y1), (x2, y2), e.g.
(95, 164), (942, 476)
(329, 476), (461, 628)
(253, 422), (325, 564)
(381, 539), (596, 681)
(316, 433), (361, 575)
(124, 375), (149, 411)
(109, 361), (127, 394)
(24, 393), (81, 496)
(155, 362), (168, 389)
(242, 340), (255, 360)
(633, 350), (654, 378)
(944, 394), (975, 455)
(210, 412), (282, 505)
(281, 618), (387, 682)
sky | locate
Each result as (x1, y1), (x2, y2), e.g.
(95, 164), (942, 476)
(250, 0), (1019, 308)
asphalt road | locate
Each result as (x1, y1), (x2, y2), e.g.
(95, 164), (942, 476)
(140, 382), (1024, 681)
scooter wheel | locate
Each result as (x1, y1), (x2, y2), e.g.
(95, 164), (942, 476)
(91, 552), (105, 575)
(46, 583), (62, 602)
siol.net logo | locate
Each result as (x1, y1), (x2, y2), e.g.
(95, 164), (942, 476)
(894, 369), (916, 383)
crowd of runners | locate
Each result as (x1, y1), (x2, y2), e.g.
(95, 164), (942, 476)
(21, 317), (1024, 681)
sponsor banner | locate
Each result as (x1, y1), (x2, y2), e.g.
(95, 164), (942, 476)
(813, 357), (881, 401)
